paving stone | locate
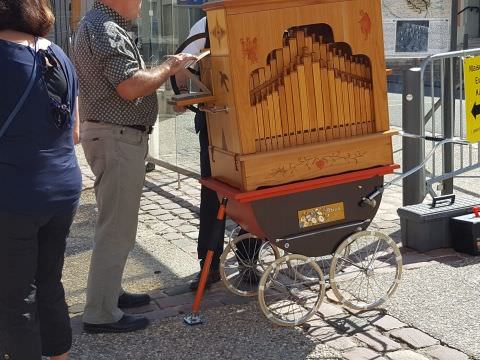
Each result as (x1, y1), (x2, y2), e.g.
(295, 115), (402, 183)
(189, 218), (200, 225)
(354, 330), (402, 352)
(141, 204), (160, 211)
(389, 328), (440, 349)
(178, 213), (196, 220)
(165, 219), (186, 228)
(372, 315), (407, 331)
(424, 345), (470, 360)
(424, 248), (461, 258)
(177, 225), (198, 233)
(158, 214), (176, 221)
(387, 350), (429, 360)
(401, 253), (435, 270)
(163, 284), (192, 297)
(431, 255), (465, 265)
(154, 293), (195, 309)
(198, 299), (224, 311)
(355, 310), (385, 319)
(324, 336), (357, 351)
(170, 238), (197, 252)
(148, 208), (169, 216)
(138, 214), (156, 221)
(145, 307), (179, 321)
(377, 213), (400, 221)
(343, 347), (387, 360)
(214, 292), (254, 306)
(162, 203), (181, 210)
(162, 232), (183, 241)
(325, 289), (340, 303)
(171, 207), (192, 215)
(149, 289), (168, 299)
(147, 223), (169, 233)
(326, 314), (372, 335)
(142, 191), (158, 197)
(69, 303), (84, 315)
(185, 231), (199, 240)
(318, 302), (345, 318)
(308, 325), (338, 342)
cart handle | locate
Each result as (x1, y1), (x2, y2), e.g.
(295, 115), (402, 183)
(361, 137), (470, 207)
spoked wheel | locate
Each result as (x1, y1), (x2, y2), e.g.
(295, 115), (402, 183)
(329, 231), (403, 311)
(220, 233), (280, 297)
(258, 254), (326, 327)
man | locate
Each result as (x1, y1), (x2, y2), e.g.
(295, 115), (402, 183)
(176, 17), (263, 291)
(73, 0), (195, 333)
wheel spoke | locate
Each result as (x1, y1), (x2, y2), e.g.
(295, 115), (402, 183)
(330, 231), (402, 310)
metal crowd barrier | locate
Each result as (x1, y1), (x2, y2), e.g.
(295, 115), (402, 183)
(402, 48), (480, 206)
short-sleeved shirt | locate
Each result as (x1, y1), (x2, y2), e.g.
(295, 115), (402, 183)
(73, 1), (158, 126)
(0, 39), (82, 215)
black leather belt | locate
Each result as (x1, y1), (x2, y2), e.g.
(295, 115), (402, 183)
(85, 120), (153, 134)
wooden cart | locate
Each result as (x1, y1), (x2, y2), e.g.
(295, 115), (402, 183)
(172, 0), (403, 327)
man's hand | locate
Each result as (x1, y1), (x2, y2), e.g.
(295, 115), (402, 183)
(165, 53), (198, 76)
(116, 53), (197, 102)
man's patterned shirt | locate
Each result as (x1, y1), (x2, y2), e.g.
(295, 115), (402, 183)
(73, 1), (158, 126)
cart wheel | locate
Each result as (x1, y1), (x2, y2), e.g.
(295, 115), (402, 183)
(220, 233), (280, 297)
(330, 231), (403, 311)
(258, 254), (326, 327)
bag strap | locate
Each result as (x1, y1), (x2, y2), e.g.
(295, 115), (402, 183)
(0, 39), (38, 140)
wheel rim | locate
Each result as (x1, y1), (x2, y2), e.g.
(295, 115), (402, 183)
(220, 233), (279, 297)
(258, 254), (326, 327)
(329, 231), (403, 311)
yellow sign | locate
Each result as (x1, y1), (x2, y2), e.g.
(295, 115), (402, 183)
(298, 202), (345, 229)
(464, 56), (480, 143)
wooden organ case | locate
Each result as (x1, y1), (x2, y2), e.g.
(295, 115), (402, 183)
(199, 0), (394, 191)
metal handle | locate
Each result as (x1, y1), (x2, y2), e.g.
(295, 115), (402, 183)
(431, 194), (456, 208)
(198, 105), (229, 114)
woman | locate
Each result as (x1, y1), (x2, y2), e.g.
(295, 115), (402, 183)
(0, 0), (81, 359)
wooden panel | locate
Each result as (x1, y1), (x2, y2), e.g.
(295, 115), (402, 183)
(209, 146), (243, 189)
(207, 10), (229, 56)
(210, 131), (396, 191)
(218, 0), (389, 154)
(205, 56), (241, 153)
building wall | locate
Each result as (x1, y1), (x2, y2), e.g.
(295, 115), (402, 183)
(459, 0), (480, 40)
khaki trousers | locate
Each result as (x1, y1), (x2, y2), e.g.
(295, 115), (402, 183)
(80, 121), (148, 324)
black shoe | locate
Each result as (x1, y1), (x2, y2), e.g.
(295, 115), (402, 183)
(145, 162), (156, 173)
(189, 269), (221, 291)
(118, 292), (151, 308)
(83, 314), (149, 334)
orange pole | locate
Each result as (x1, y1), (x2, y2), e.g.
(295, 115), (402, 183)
(191, 250), (214, 314)
(190, 197), (228, 316)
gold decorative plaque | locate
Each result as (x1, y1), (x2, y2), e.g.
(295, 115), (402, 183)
(298, 202), (345, 229)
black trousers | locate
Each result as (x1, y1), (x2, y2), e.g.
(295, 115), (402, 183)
(197, 112), (224, 269)
(196, 113), (262, 270)
(0, 210), (76, 359)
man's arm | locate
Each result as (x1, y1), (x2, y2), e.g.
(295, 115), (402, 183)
(116, 53), (197, 101)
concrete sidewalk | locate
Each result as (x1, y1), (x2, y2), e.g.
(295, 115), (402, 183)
(64, 127), (480, 359)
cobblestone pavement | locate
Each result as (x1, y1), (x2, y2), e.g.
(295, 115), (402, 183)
(66, 126), (479, 359)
